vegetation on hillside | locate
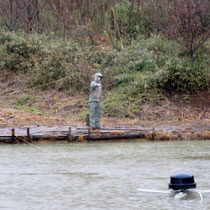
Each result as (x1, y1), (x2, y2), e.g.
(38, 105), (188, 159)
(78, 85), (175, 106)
(0, 0), (209, 119)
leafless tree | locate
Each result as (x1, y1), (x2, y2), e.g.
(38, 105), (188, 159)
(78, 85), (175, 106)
(0, 0), (48, 32)
(0, 0), (21, 30)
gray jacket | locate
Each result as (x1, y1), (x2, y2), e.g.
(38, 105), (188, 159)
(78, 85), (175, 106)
(89, 73), (103, 102)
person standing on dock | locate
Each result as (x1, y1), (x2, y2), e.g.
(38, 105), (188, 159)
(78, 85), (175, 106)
(89, 73), (103, 130)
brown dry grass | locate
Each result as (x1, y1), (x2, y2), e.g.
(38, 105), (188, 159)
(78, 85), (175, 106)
(0, 75), (209, 128)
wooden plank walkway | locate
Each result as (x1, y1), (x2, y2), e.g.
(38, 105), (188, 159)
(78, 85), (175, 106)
(0, 125), (150, 143)
(0, 122), (209, 143)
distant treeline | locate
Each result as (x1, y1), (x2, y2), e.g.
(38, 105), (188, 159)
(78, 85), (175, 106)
(0, 0), (210, 56)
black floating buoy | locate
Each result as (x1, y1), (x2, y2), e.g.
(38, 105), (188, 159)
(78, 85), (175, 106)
(169, 172), (196, 191)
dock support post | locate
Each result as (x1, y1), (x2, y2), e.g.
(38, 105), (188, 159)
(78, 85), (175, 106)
(152, 127), (156, 141)
(27, 128), (31, 143)
(68, 127), (73, 142)
(87, 127), (90, 142)
(11, 129), (15, 144)
(86, 114), (90, 126)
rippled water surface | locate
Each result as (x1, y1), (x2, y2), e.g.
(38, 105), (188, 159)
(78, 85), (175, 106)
(0, 140), (210, 210)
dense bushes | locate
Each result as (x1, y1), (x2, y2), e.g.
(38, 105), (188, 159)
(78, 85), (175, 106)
(0, 31), (209, 92)
(156, 58), (209, 93)
(0, 31), (87, 93)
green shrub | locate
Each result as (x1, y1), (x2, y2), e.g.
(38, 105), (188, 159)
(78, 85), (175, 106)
(0, 32), (12, 44)
(0, 31), (85, 92)
(157, 58), (209, 93)
(14, 96), (31, 106)
(0, 32), (41, 73)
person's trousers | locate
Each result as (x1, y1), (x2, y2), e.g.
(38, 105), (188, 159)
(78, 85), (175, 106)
(89, 101), (101, 128)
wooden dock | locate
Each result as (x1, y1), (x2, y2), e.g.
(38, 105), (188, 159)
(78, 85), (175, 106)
(0, 125), (149, 143)
(0, 122), (209, 143)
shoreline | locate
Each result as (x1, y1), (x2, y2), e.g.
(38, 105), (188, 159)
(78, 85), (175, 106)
(0, 121), (209, 144)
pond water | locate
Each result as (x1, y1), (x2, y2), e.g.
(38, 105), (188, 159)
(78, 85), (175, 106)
(0, 140), (210, 210)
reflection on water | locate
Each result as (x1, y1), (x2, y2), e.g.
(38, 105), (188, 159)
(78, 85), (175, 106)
(0, 140), (210, 210)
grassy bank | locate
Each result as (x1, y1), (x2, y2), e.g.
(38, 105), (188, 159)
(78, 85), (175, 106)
(0, 30), (209, 121)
